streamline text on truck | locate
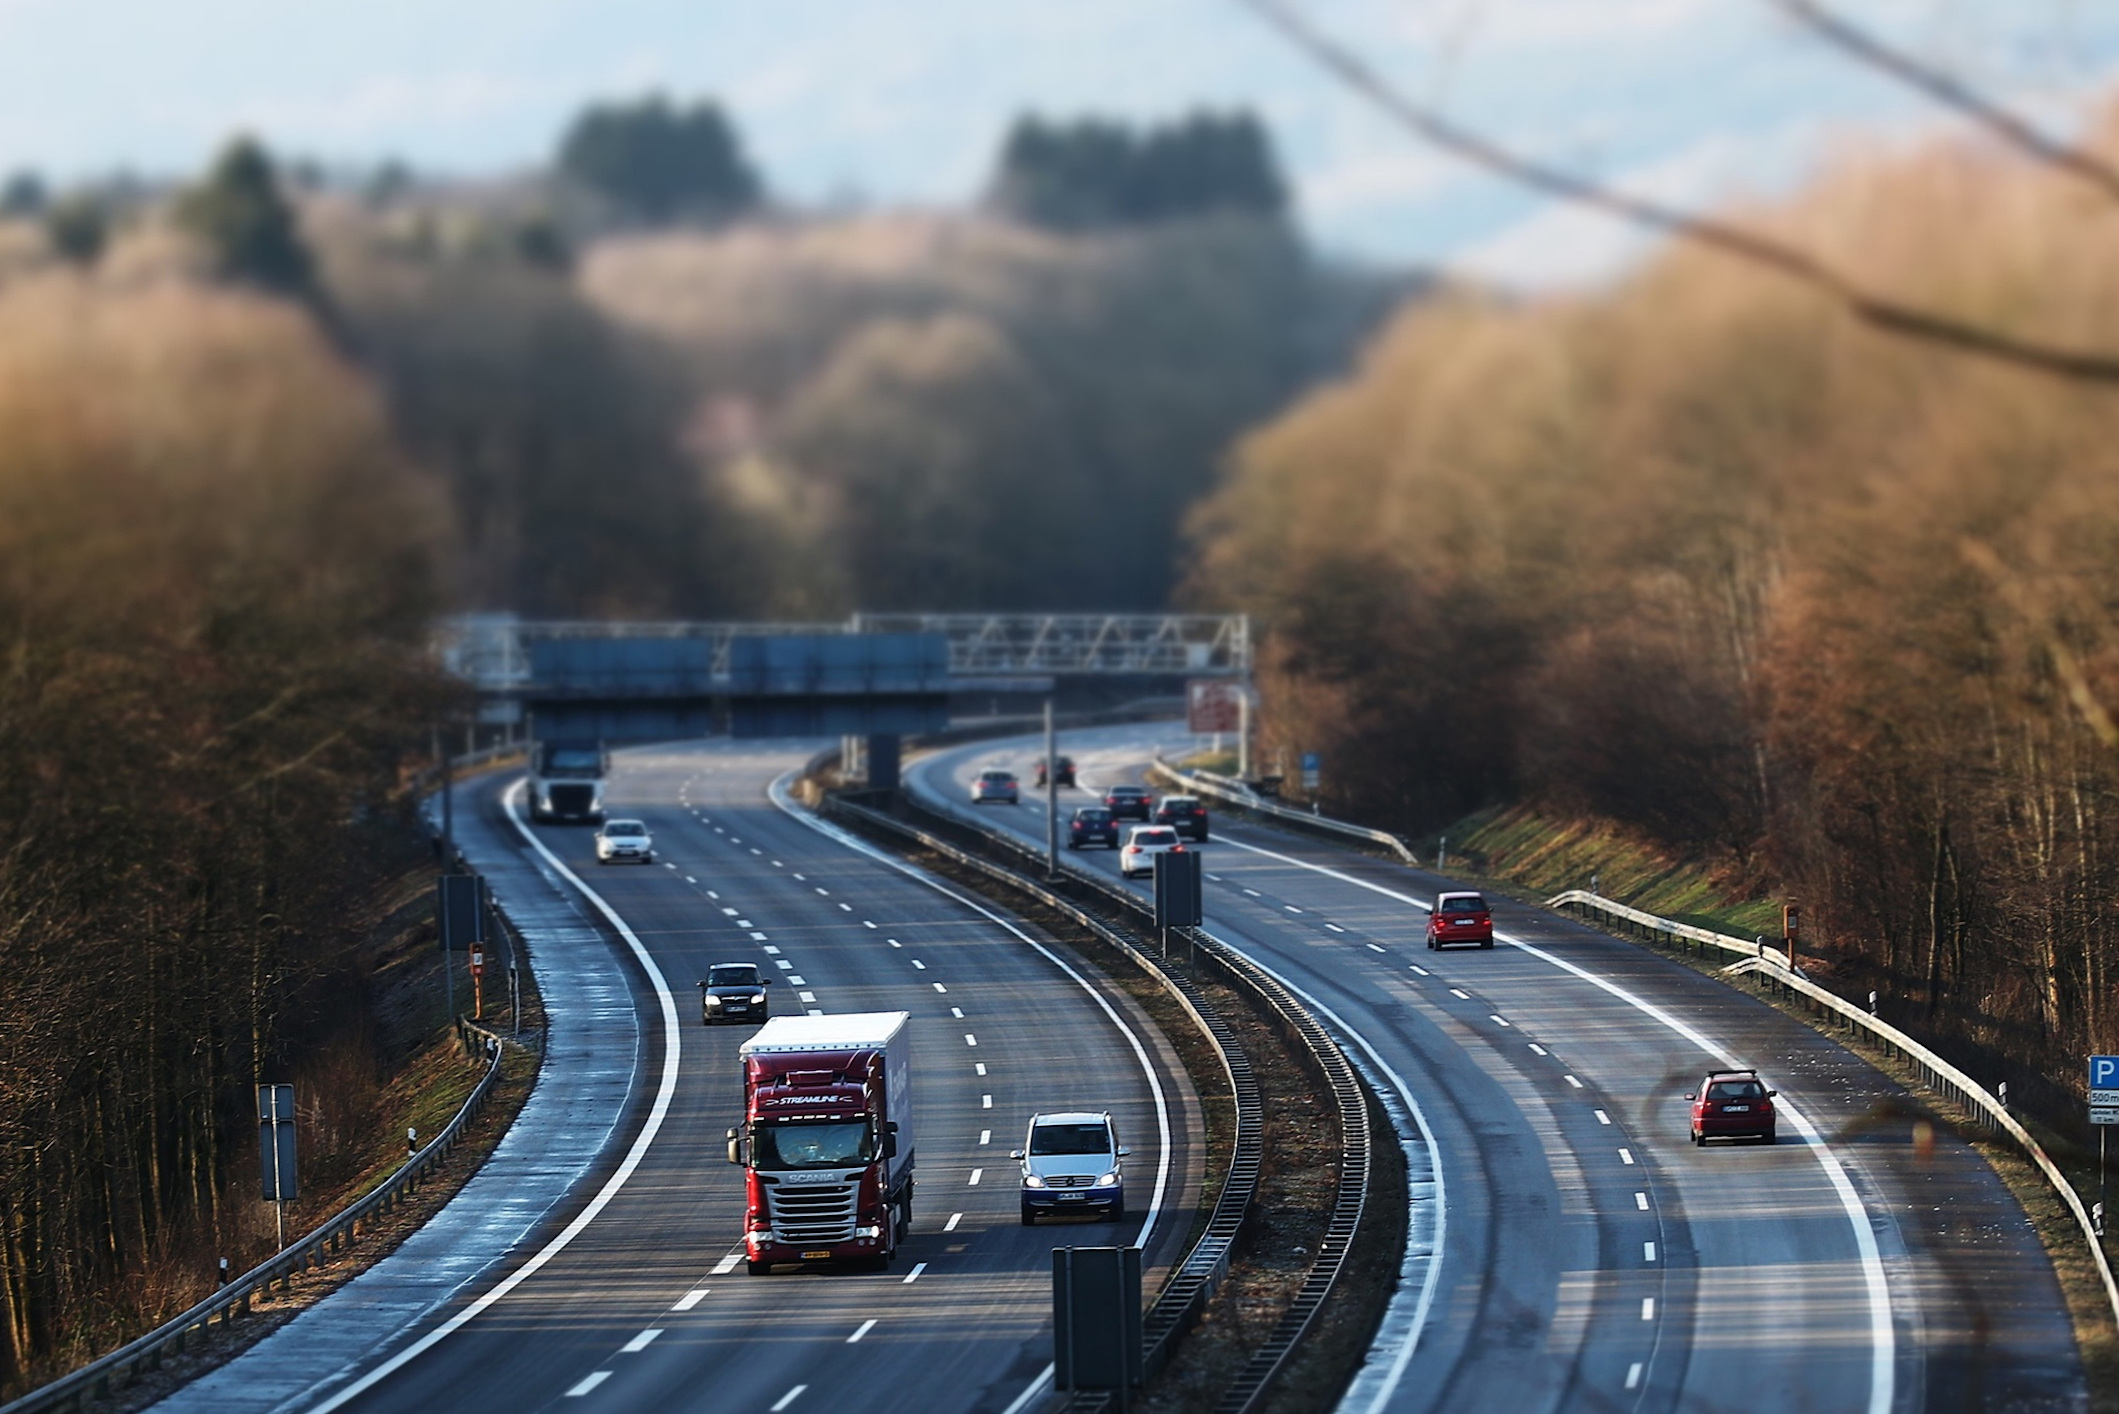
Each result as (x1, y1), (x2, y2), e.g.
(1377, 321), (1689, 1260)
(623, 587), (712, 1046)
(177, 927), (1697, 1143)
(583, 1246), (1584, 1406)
(727, 1012), (914, 1273)
(528, 738), (608, 824)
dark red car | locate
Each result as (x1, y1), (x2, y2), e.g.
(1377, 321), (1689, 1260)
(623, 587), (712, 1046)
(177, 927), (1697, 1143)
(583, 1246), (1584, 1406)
(1154, 796), (1209, 842)
(1426, 892), (1493, 950)
(1104, 785), (1154, 820)
(1068, 806), (1119, 849)
(1687, 1069), (1777, 1145)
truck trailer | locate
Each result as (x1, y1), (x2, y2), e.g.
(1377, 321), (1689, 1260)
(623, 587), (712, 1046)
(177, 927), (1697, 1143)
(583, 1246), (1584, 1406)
(728, 1012), (913, 1272)
(528, 738), (608, 824)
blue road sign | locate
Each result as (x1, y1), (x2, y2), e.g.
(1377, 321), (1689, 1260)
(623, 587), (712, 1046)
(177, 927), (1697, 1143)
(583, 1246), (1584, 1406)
(2091, 1055), (2119, 1102)
(1301, 751), (1321, 790)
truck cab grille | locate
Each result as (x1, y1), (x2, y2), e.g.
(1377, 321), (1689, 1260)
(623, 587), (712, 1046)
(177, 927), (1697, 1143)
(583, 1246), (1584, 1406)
(765, 1178), (859, 1242)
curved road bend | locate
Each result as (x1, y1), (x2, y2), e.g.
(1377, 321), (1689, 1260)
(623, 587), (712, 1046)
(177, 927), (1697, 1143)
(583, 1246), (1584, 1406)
(910, 724), (2085, 1414)
(170, 738), (1204, 1414)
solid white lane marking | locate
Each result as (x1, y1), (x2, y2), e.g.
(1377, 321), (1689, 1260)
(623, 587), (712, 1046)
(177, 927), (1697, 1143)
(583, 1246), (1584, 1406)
(1626, 1362), (1643, 1390)
(567, 1372), (612, 1397)
(772, 1386), (807, 1412)
(1448, 988), (1471, 1000)
(673, 1289), (708, 1310)
(621, 1329), (662, 1353)
(1564, 1075), (1584, 1088)
(307, 781), (686, 1414)
(902, 1263), (927, 1284)
(1635, 1192), (1650, 1211)
(969, 1168), (983, 1185)
(1642, 1297), (1655, 1321)
(713, 1253), (741, 1274)
(1644, 1241), (1657, 1262)
(946, 1212), (963, 1231)
(847, 1319), (876, 1344)
(1212, 828), (1895, 1414)
(1595, 1110), (1611, 1125)
(1619, 1148), (1636, 1165)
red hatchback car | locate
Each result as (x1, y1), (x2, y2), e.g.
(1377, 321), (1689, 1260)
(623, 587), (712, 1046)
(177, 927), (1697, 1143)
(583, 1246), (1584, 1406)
(1687, 1069), (1777, 1145)
(1426, 892), (1494, 949)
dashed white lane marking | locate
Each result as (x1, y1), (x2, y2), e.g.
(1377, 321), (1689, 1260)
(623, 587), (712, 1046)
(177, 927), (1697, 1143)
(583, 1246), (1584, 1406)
(1626, 1362), (1643, 1390)
(1644, 1241), (1657, 1262)
(685, 876), (698, 884)
(706, 890), (720, 900)
(1490, 1015), (1511, 1027)
(902, 1263), (927, 1284)
(1285, 905), (1303, 914)
(808, 1008), (824, 1016)
(774, 960), (794, 970)
(1634, 1192), (1650, 1211)
(729, 837), (743, 845)
(1334, 926), (1353, 935)
(773, 859), (785, 867)
(1448, 988), (1471, 1000)
(1564, 1075), (1584, 1088)
(863, 920), (877, 929)
(983, 1094), (992, 1108)
(792, 873), (806, 881)
(888, 939), (903, 948)
(714, 827), (725, 834)
(969, 1168), (983, 1185)
(975, 1063), (987, 1075)
(979, 1130), (991, 1144)
(750, 931), (769, 941)
(1619, 1149), (1636, 1165)
(933, 983), (948, 994)
(839, 903), (854, 912)
(912, 960), (927, 970)
(735, 919), (753, 928)
(1363, 941), (1383, 951)
(712, 1253), (741, 1274)
(664, 862), (678, 870)
(965, 1033), (979, 1046)
(762, 945), (782, 955)
(815, 887), (830, 896)
(1242, 888), (1261, 897)
(721, 907), (739, 917)
(847, 1319), (877, 1344)
(1641, 1297), (1655, 1321)
(1594, 1110), (1611, 1125)
(1206, 873), (1223, 881)
(751, 848), (763, 856)
(945, 1212), (963, 1231)
(799, 992), (817, 1003)
(772, 1386), (807, 1412)
(673, 1289), (708, 1311)
(1529, 1043), (1548, 1055)
(1409, 964), (1430, 976)
(789, 975), (807, 985)
(567, 1372), (612, 1397)
(951, 1007), (964, 1018)
(621, 1329), (662, 1353)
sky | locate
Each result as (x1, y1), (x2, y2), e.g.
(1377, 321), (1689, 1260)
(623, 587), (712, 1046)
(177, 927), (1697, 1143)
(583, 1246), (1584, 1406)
(3, 0), (2117, 288)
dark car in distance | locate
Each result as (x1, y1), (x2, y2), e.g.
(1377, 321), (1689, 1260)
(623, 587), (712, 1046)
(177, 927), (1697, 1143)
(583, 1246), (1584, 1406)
(1035, 756), (1077, 788)
(1068, 805), (1120, 849)
(1154, 795), (1209, 842)
(698, 963), (771, 1025)
(1426, 892), (1494, 949)
(1687, 1069), (1777, 1145)
(1104, 785), (1154, 820)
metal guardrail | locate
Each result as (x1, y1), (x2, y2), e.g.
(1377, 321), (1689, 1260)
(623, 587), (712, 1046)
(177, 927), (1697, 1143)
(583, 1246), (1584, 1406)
(831, 790), (1373, 1413)
(818, 795), (1264, 1383)
(1149, 762), (1421, 867)
(1548, 888), (2119, 1334)
(3, 1028), (507, 1414)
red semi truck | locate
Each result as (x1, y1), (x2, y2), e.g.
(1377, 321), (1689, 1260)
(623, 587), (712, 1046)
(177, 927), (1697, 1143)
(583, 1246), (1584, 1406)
(727, 1012), (914, 1273)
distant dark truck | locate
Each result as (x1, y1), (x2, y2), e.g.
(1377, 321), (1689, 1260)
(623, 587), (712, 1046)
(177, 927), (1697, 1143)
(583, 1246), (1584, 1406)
(529, 739), (608, 824)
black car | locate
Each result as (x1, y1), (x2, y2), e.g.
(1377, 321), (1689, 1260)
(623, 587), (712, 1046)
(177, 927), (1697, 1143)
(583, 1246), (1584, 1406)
(1154, 796), (1209, 842)
(698, 963), (772, 1025)
(1104, 785), (1154, 820)
(1035, 756), (1077, 788)
(1068, 806), (1119, 849)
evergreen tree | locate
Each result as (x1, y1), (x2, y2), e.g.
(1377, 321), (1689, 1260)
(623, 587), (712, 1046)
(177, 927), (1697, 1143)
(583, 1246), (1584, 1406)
(175, 137), (316, 299)
(557, 94), (762, 224)
(989, 110), (1287, 230)
(1, 170), (45, 216)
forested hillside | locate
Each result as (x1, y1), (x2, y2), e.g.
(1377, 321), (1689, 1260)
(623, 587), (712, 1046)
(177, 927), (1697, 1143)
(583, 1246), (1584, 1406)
(1187, 107), (2119, 1091)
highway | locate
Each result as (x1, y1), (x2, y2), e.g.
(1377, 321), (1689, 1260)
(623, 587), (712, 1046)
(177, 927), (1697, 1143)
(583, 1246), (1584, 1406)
(161, 739), (1203, 1414)
(908, 723), (2088, 1414)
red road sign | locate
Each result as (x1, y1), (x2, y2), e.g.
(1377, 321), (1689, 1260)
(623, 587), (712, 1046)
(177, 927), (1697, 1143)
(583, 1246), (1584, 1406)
(1187, 680), (1243, 734)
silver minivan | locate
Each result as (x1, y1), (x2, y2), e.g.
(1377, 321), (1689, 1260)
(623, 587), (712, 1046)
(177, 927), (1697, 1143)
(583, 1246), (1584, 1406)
(1014, 1111), (1128, 1224)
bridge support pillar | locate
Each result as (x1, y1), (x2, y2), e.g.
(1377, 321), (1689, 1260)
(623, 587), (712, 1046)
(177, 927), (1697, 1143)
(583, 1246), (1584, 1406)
(866, 734), (902, 792)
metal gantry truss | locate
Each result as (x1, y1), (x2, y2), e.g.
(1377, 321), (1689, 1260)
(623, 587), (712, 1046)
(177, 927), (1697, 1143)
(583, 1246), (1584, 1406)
(436, 612), (1250, 693)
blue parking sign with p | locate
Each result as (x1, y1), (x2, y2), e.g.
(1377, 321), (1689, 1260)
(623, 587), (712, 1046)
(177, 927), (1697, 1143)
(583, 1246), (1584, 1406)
(2091, 1055), (2119, 1091)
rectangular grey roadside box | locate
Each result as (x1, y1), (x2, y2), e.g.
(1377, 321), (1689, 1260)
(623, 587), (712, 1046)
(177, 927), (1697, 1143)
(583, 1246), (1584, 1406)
(1054, 1245), (1142, 1396)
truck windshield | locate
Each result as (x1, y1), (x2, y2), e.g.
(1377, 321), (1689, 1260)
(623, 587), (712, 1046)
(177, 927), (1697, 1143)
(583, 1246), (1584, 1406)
(545, 748), (602, 773)
(754, 1121), (873, 1169)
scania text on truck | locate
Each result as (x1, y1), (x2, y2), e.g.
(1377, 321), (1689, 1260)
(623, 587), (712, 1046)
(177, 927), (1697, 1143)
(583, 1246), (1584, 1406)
(528, 738), (608, 824)
(727, 1012), (914, 1273)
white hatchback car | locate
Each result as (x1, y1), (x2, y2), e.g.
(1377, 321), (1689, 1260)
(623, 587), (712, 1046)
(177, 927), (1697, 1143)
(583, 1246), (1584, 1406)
(1118, 825), (1182, 879)
(594, 818), (654, 864)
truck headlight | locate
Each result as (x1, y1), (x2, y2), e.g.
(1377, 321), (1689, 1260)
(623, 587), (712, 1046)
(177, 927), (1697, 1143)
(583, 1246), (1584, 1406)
(1094, 1172), (1120, 1187)
(854, 1225), (881, 1239)
(1022, 1175), (1046, 1189)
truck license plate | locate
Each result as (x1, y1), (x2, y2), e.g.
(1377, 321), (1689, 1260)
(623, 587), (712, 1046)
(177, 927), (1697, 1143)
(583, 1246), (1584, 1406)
(802, 1249), (833, 1259)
